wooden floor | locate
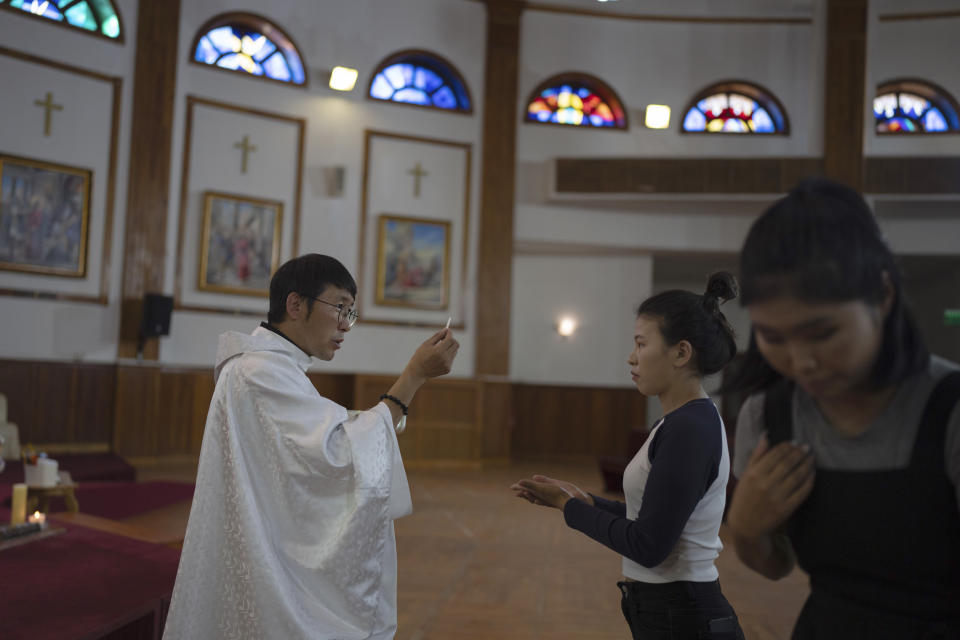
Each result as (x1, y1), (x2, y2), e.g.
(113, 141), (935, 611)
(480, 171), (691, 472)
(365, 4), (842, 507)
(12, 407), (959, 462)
(130, 459), (809, 639)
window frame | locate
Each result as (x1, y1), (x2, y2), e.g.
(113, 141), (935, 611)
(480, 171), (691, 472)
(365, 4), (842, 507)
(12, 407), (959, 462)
(522, 71), (629, 131)
(189, 11), (308, 89)
(874, 78), (960, 135)
(0, 0), (125, 44)
(366, 48), (473, 116)
(679, 80), (790, 136)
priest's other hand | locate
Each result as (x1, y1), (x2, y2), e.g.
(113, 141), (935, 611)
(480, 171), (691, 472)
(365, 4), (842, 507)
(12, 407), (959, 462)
(726, 434), (815, 540)
(407, 328), (459, 380)
(510, 475), (593, 510)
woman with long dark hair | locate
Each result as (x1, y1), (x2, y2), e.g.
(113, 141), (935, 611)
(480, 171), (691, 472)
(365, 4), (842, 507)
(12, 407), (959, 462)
(513, 273), (746, 640)
(725, 178), (960, 639)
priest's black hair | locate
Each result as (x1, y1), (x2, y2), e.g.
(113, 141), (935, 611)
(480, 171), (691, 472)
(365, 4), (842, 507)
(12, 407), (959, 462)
(268, 254), (358, 323)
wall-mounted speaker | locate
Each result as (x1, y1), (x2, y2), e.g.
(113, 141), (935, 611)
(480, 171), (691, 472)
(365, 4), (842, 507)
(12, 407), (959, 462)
(140, 293), (173, 338)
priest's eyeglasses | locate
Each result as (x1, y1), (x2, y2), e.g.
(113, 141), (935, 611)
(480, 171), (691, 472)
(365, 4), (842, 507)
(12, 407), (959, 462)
(305, 296), (359, 328)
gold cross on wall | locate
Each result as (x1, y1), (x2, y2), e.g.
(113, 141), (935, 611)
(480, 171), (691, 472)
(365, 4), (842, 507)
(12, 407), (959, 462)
(33, 92), (63, 137)
(407, 162), (429, 197)
(233, 135), (258, 174)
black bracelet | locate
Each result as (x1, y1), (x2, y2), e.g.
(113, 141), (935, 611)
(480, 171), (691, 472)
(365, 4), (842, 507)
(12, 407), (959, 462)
(379, 394), (408, 415)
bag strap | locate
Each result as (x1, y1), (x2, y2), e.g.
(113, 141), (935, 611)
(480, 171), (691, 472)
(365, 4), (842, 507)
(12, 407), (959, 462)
(763, 378), (795, 446)
(910, 371), (960, 467)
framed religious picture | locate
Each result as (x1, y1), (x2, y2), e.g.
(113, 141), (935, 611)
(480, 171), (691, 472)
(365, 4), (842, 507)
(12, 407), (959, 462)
(197, 191), (283, 296)
(0, 154), (92, 277)
(375, 214), (450, 309)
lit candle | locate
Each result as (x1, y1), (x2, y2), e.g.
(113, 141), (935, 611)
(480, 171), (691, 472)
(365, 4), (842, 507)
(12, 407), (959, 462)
(10, 483), (27, 525)
(27, 510), (46, 527)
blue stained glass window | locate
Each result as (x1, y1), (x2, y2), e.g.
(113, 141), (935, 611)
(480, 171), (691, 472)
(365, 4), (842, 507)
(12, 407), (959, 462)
(193, 17), (306, 85)
(3, 0), (122, 39)
(369, 52), (471, 112)
(64, 3), (95, 30)
(923, 108), (947, 132)
(196, 37), (219, 65)
(252, 40), (276, 63)
(262, 53), (291, 82)
(394, 87), (430, 105)
(874, 81), (959, 133)
(682, 84), (787, 134)
(433, 86), (456, 109)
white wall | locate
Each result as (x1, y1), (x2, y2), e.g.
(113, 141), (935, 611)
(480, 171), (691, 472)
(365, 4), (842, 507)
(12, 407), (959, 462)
(3, 1), (959, 383)
(518, 10), (824, 160)
(156, 0), (486, 375)
(0, 0), (139, 362)
(866, 3), (960, 156)
(507, 8), (822, 387)
(510, 253), (653, 387)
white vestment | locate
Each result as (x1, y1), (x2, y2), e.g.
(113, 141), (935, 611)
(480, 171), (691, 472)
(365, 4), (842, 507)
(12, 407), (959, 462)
(163, 327), (412, 640)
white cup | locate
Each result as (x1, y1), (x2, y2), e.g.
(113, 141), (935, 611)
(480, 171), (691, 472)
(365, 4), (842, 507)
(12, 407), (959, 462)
(24, 458), (59, 487)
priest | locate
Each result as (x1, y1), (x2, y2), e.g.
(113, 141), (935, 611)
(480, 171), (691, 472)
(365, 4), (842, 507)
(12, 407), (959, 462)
(163, 254), (459, 640)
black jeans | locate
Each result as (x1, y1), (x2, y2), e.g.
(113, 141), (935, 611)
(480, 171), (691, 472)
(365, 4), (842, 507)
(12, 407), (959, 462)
(618, 579), (745, 640)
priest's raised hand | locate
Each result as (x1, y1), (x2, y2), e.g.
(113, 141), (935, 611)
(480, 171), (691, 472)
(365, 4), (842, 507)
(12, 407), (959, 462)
(380, 328), (460, 430)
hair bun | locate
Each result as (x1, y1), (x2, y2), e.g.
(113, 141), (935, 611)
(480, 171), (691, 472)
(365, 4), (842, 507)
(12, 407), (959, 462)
(703, 271), (739, 311)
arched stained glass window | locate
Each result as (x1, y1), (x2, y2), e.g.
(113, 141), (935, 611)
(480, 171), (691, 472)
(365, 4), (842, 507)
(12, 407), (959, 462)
(191, 13), (306, 86)
(524, 73), (627, 129)
(874, 79), (960, 133)
(682, 81), (788, 134)
(0, 0), (122, 40)
(368, 50), (471, 112)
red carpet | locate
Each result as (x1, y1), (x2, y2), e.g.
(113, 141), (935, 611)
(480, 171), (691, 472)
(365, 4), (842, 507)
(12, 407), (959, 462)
(72, 481), (195, 519)
(0, 453), (136, 488)
(1, 453), (193, 519)
(0, 506), (180, 640)
(1, 481), (194, 519)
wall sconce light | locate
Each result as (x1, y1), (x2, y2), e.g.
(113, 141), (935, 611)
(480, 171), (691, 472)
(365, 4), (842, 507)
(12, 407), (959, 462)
(329, 66), (359, 92)
(644, 104), (671, 129)
(556, 316), (578, 338)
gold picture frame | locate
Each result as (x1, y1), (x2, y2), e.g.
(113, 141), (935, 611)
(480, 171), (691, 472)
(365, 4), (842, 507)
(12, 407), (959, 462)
(0, 154), (92, 277)
(375, 214), (451, 310)
(197, 191), (283, 296)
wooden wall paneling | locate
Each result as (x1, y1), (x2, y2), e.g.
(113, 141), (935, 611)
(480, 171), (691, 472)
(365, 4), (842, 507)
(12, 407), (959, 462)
(479, 380), (513, 461)
(879, 10), (960, 22)
(307, 372), (356, 409)
(156, 370), (200, 455)
(475, 1), (523, 376)
(511, 384), (645, 459)
(354, 374), (482, 465)
(525, 3), (813, 24)
(189, 372), (216, 453)
(823, 0), (867, 191)
(73, 364), (116, 443)
(117, 0), (181, 358)
(864, 157), (960, 194)
(554, 158), (826, 195)
(0, 360), (36, 444)
(0, 360), (115, 447)
(412, 381), (478, 462)
(113, 366), (161, 456)
(32, 364), (77, 443)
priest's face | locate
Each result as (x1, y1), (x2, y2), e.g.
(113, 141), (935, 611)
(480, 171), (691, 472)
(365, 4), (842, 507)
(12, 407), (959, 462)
(627, 315), (675, 397)
(304, 286), (355, 360)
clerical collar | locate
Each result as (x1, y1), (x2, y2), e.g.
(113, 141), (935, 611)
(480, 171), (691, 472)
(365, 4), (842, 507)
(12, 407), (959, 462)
(260, 322), (311, 358)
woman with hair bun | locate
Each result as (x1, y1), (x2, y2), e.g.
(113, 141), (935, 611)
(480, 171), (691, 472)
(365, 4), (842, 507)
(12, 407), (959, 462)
(512, 272), (746, 640)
